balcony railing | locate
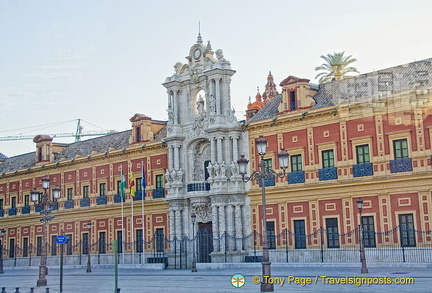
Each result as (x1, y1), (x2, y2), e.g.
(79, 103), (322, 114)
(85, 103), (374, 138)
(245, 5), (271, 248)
(288, 171), (305, 184)
(21, 206), (30, 214)
(258, 176), (276, 187)
(152, 188), (165, 198)
(8, 208), (17, 216)
(114, 194), (124, 203)
(133, 191), (145, 201)
(96, 196), (107, 205)
(318, 167), (338, 181)
(187, 182), (210, 192)
(64, 200), (74, 209)
(353, 163), (374, 177)
(390, 158), (413, 173)
(80, 198), (90, 207)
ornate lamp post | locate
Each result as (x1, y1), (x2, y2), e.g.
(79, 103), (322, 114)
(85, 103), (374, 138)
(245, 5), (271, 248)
(86, 222), (92, 273)
(237, 136), (289, 292)
(357, 198), (368, 274)
(191, 213), (197, 273)
(0, 229), (5, 274)
(31, 176), (61, 287)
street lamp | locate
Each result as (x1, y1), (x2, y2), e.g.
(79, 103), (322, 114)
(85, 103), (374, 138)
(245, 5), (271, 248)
(357, 198), (368, 274)
(237, 136), (289, 292)
(31, 176), (61, 287)
(0, 229), (5, 274)
(86, 222), (92, 273)
(191, 213), (197, 273)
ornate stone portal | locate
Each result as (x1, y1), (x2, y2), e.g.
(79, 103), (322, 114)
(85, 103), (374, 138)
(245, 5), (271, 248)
(163, 34), (250, 262)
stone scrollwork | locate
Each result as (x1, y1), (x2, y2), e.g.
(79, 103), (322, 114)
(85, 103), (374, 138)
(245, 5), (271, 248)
(192, 203), (212, 223)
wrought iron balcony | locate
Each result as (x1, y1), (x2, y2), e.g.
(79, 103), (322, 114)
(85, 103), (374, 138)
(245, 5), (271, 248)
(96, 195), (107, 205)
(114, 194), (124, 203)
(22, 206), (30, 214)
(187, 182), (210, 192)
(35, 206), (43, 212)
(353, 163), (374, 177)
(152, 188), (165, 198)
(64, 200), (74, 209)
(318, 167), (338, 181)
(8, 208), (17, 216)
(80, 198), (90, 207)
(390, 158), (413, 173)
(258, 176), (276, 187)
(133, 191), (145, 201)
(288, 171), (305, 184)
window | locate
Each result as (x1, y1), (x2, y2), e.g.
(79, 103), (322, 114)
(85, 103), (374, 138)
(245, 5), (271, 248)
(66, 234), (73, 255)
(83, 186), (89, 198)
(24, 195), (29, 206)
(117, 181), (121, 195)
(99, 232), (106, 254)
(11, 197), (16, 208)
(136, 229), (143, 253)
(9, 239), (15, 258)
(361, 216), (376, 248)
(136, 178), (142, 192)
(38, 147), (43, 162)
(326, 218), (339, 248)
(294, 220), (306, 249)
(155, 175), (164, 189)
(322, 150), (335, 168)
(23, 238), (28, 257)
(399, 214), (416, 247)
(51, 235), (57, 256)
(0, 198), (3, 210)
(291, 155), (302, 172)
(67, 188), (73, 200)
(117, 231), (123, 253)
(393, 139), (409, 159)
(290, 91), (296, 110)
(99, 183), (106, 196)
(36, 237), (42, 256)
(82, 233), (89, 254)
(136, 126), (141, 142)
(155, 228), (164, 252)
(356, 145), (370, 164)
(263, 158), (273, 170)
(266, 221), (276, 249)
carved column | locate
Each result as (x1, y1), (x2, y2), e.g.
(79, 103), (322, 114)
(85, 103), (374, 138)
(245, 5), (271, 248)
(174, 144), (180, 170)
(215, 78), (221, 115)
(232, 136), (239, 162)
(226, 204), (234, 251)
(169, 209), (175, 243)
(211, 137), (216, 164)
(168, 146), (174, 170)
(235, 205), (243, 251)
(212, 205), (219, 252)
(175, 209), (182, 240)
(217, 137), (223, 163)
(218, 205), (226, 252)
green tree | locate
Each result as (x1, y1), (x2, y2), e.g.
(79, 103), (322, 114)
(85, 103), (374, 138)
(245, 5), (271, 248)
(315, 52), (359, 83)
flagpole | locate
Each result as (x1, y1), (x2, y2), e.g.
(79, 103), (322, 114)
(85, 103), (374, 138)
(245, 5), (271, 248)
(141, 161), (145, 264)
(130, 164), (135, 264)
(121, 165), (125, 264)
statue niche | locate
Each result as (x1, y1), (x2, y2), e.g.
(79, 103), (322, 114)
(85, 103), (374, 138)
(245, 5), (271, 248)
(189, 140), (211, 182)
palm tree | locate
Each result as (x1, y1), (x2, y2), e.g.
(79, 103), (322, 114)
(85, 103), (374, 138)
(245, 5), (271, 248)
(315, 52), (359, 83)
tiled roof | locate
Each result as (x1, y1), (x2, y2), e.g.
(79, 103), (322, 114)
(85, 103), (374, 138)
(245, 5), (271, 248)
(247, 95), (282, 123)
(0, 152), (7, 160)
(0, 152), (36, 174)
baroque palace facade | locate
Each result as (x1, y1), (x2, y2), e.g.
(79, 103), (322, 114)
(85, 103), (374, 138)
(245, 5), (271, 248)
(1, 34), (432, 267)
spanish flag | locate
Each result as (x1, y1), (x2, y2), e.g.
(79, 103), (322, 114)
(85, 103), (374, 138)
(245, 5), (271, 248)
(129, 170), (135, 197)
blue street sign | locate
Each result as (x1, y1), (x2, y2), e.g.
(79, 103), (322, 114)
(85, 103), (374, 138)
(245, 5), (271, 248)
(56, 235), (67, 245)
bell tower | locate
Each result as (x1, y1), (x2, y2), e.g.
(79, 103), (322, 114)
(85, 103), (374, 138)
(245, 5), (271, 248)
(162, 34), (250, 262)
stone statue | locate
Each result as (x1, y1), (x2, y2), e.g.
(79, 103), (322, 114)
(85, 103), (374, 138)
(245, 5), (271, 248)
(216, 49), (230, 64)
(167, 105), (174, 124)
(197, 95), (205, 115)
(209, 95), (215, 113)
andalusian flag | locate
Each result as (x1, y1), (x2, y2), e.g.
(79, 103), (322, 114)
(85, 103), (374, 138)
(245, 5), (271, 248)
(120, 168), (126, 200)
(141, 164), (146, 191)
(129, 170), (135, 197)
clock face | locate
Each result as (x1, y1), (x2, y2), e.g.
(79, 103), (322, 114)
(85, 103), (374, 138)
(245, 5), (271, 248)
(193, 48), (202, 60)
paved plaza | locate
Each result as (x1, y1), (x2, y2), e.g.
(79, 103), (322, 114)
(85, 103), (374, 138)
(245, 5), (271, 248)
(0, 263), (431, 292)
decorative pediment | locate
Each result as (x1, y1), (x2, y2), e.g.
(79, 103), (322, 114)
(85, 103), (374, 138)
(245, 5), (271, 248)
(279, 75), (310, 87)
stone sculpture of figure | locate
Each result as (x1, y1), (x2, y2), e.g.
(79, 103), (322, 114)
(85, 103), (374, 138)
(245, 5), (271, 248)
(213, 162), (221, 177)
(174, 62), (183, 74)
(175, 168), (184, 183)
(197, 95), (205, 115)
(220, 161), (226, 177)
(209, 95), (215, 113)
(206, 162), (214, 179)
(216, 49), (230, 64)
(167, 105), (174, 124)
(230, 161), (239, 176)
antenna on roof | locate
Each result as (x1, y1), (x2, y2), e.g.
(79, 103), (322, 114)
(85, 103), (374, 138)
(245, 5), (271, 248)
(199, 21), (200, 34)
(197, 21), (203, 43)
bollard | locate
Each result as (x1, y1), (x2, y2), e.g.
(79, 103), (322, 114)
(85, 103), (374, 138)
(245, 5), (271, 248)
(45, 289), (50, 293)
(116, 289), (121, 293)
(15, 288), (20, 293)
(30, 288), (34, 293)
(1, 287), (5, 293)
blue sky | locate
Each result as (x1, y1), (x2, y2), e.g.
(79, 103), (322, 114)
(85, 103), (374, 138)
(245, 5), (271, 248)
(1, 0), (432, 157)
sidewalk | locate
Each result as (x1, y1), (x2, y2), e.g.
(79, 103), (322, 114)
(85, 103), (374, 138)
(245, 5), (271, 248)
(1, 263), (431, 292)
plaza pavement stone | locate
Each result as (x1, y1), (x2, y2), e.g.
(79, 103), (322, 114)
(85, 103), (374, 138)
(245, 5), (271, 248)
(0, 263), (431, 292)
